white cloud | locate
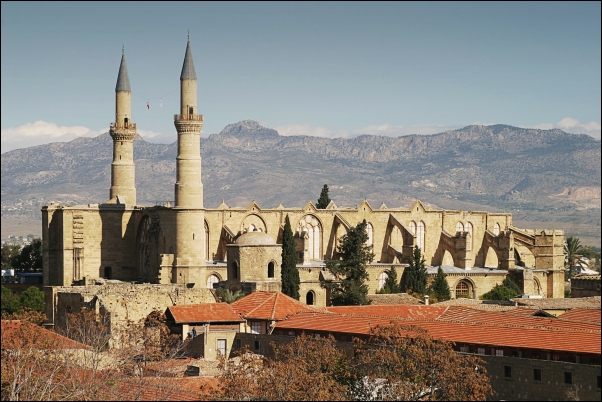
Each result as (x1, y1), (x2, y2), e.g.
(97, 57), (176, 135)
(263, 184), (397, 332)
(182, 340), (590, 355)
(528, 118), (600, 140)
(0, 121), (186, 154)
(1, 121), (106, 153)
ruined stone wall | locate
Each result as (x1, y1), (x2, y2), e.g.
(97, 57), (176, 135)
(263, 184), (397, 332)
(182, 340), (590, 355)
(47, 283), (217, 344)
(203, 201), (518, 270)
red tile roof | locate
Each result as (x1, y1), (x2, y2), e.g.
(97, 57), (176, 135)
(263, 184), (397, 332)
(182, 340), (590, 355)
(437, 306), (601, 332)
(167, 303), (243, 324)
(557, 308), (602, 325)
(273, 305), (602, 355)
(1, 320), (90, 350)
(326, 305), (447, 320)
(231, 291), (318, 321)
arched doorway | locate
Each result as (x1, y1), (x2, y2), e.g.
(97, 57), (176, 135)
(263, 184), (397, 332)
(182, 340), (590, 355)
(455, 280), (473, 299)
(306, 290), (315, 305)
(206, 274), (220, 289)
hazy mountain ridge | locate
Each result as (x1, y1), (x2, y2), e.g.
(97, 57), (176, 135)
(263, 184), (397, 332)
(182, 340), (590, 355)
(1, 121), (600, 243)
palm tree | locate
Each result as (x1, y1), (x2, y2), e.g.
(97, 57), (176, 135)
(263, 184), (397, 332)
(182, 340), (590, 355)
(564, 236), (587, 281)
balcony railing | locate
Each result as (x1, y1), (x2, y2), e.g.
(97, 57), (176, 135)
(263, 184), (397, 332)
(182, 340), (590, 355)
(174, 114), (204, 122)
(110, 122), (137, 130)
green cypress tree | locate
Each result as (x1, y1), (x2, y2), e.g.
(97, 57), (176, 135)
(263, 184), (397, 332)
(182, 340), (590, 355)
(281, 215), (300, 299)
(429, 266), (451, 302)
(321, 220), (375, 305)
(377, 266), (400, 294)
(316, 184), (331, 209)
(401, 246), (428, 295)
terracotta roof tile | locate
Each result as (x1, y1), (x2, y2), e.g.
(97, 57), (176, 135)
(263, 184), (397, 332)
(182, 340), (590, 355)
(274, 306), (602, 355)
(167, 303), (243, 324)
(557, 308), (602, 324)
(326, 305), (447, 320)
(231, 291), (318, 321)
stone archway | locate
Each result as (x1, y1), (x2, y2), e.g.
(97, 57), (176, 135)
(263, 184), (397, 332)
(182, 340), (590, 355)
(484, 246), (499, 268)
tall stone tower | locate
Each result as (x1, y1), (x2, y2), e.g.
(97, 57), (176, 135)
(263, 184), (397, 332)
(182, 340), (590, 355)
(173, 37), (205, 284)
(109, 50), (137, 205)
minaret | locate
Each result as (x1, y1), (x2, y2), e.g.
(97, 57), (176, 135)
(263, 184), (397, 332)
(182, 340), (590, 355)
(173, 36), (205, 284)
(109, 49), (137, 205)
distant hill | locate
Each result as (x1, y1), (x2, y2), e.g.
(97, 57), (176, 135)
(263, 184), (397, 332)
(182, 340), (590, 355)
(2, 121), (600, 244)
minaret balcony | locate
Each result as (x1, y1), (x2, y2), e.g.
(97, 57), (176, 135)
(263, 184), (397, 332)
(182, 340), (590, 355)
(174, 114), (204, 122)
(110, 122), (137, 130)
(110, 123), (137, 141)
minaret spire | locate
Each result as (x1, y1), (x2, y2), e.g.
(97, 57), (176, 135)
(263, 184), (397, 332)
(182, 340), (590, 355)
(109, 48), (137, 205)
(172, 37), (205, 284)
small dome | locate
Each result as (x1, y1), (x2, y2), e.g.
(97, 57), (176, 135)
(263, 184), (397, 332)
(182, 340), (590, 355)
(235, 231), (276, 246)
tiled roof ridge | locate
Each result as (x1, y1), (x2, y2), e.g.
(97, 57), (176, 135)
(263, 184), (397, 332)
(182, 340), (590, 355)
(281, 310), (601, 333)
(245, 291), (276, 318)
(271, 292), (280, 320)
(434, 318), (601, 333)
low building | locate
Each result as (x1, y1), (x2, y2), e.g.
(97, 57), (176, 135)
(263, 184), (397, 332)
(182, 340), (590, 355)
(166, 303), (245, 360)
(266, 304), (601, 401)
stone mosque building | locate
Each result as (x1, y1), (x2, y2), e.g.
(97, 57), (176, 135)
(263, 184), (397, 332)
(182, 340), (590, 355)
(42, 39), (566, 314)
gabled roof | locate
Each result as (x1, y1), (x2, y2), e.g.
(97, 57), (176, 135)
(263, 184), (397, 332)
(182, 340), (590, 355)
(167, 303), (243, 324)
(557, 308), (602, 325)
(273, 308), (602, 355)
(180, 40), (197, 80)
(115, 53), (131, 92)
(326, 305), (447, 320)
(231, 291), (318, 321)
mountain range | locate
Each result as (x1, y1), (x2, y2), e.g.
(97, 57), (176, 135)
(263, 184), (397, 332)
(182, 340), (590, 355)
(1, 121), (600, 245)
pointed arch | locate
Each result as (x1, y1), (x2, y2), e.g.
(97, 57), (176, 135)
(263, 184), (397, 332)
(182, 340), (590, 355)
(466, 222), (474, 251)
(417, 221), (425, 251)
(455, 222), (464, 233)
(298, 214), (323, 260)
(366, 222), (374, 247)
(378, 271), (388, 291)
(493, 223), (500, 236)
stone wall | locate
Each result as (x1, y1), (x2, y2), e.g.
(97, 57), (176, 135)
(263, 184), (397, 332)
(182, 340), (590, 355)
(478, 354), (601, 401)
(46, 283), (217, 345)
(571, 276), (601, 298)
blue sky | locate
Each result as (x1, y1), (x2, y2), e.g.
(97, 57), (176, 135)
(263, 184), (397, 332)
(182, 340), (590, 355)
(1, 1), (600, 152)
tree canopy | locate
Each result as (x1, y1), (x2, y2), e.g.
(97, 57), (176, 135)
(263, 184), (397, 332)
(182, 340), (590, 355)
(564, 236), (588, 280)
(321, 220), (374, 305)
(316, 184), (332, 209)
(218, 322), (493, 401)
(281, 215), (300, 299)
(429, 266), (451, 302)
(481, 275), (521, 301)
(401, 246), (428, 295)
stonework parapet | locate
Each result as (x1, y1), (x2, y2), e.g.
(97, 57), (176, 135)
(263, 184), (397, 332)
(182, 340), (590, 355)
(174, 114), (203, 122)
(174, 119), (203, 133)
(109, 126), (136, 141)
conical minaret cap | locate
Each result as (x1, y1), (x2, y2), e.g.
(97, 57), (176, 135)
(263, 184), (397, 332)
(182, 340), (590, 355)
(115, 53), (131, 92)
(180, 40), (197, 80)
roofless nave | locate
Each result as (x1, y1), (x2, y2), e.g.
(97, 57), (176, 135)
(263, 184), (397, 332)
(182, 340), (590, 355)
(42, 38), (566, 311)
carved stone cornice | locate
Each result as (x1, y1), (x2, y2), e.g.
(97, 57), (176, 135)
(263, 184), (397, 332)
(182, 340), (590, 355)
(109, 127), (136, 141)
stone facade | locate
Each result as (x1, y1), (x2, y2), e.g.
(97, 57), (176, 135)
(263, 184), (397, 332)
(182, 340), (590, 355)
(45, 282), (216, 346)
(42, 39), (567, 323)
